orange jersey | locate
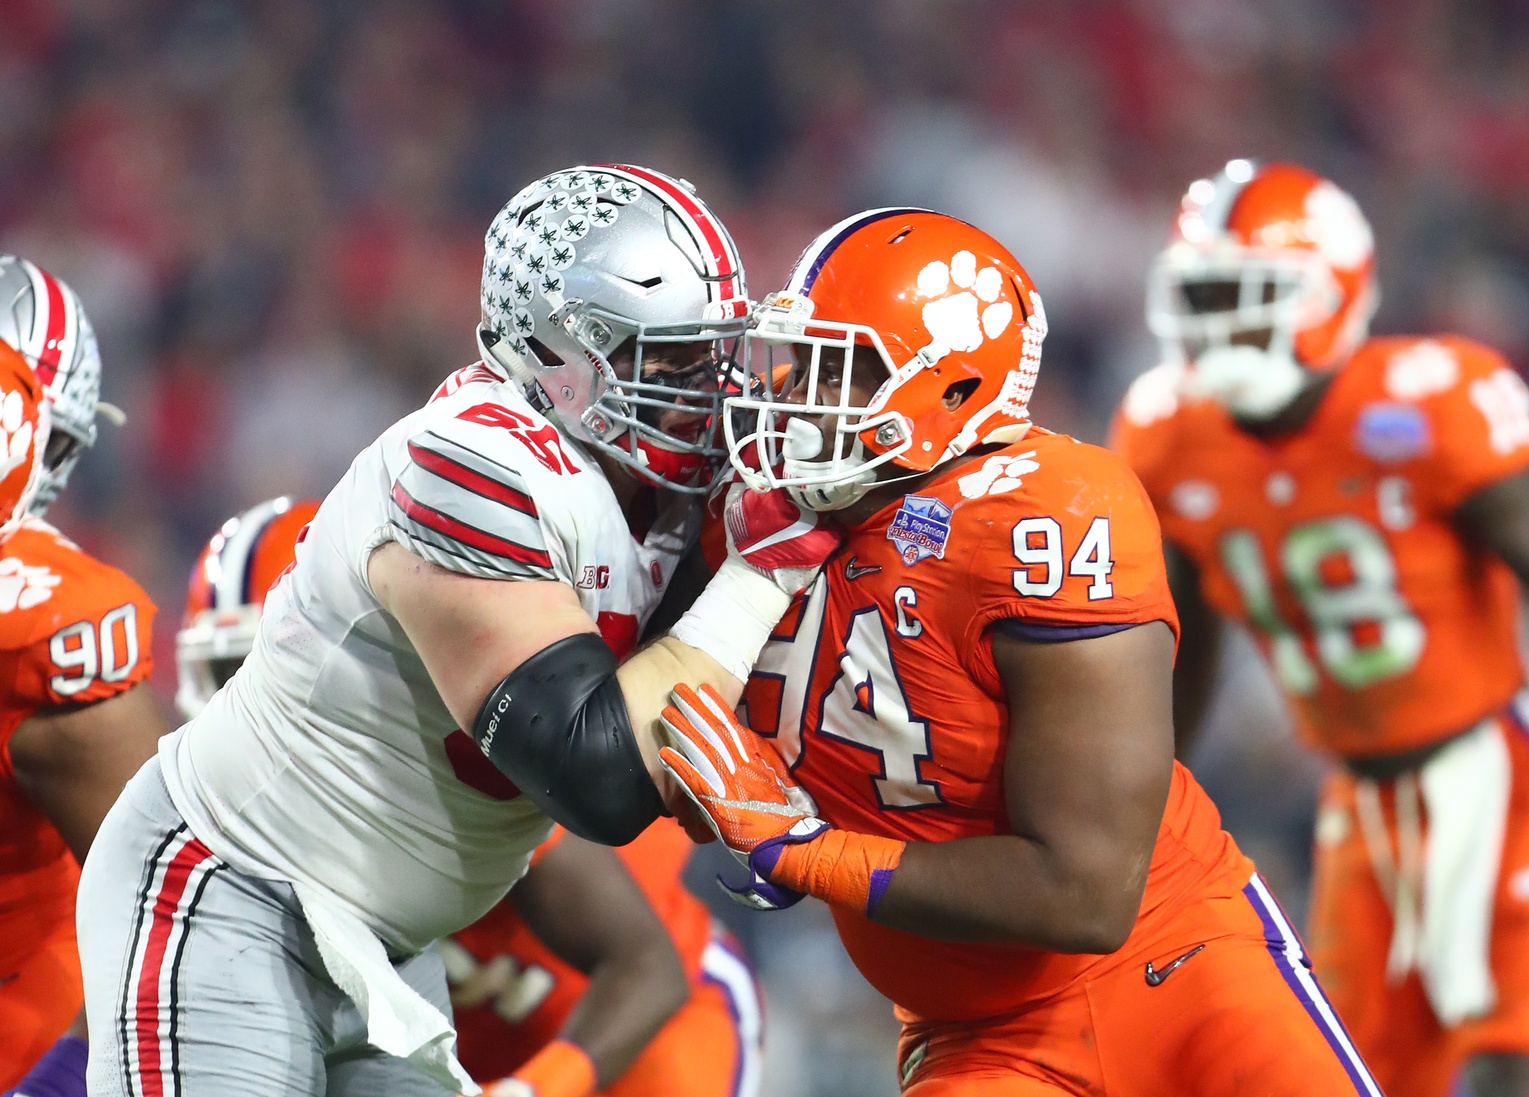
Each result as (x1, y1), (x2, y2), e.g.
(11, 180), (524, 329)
(1112, 336), (1529, 758)
(742, 434), (1253, 1023)
(0, 518), (156, 977)
(449, 817), (714, 1077)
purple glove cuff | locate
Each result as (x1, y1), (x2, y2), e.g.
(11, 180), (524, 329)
(5, 1034), (88, 1097)
(717, 817), (831, 911)
(717, 869), (807, 911)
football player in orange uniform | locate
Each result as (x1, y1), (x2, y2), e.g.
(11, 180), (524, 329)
(1111, 160), (1529, 1097)
(177, 498), (762, 1097)
(447, 823), (760, 1097)
(0, 256), (167, 1093)
(654, 209), (1383, 1095)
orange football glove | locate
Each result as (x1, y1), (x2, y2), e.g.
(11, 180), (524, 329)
(658, 683), (827, 909)
(661, 682), (909, 918)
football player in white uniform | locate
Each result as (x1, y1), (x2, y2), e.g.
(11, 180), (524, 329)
(76, 165), (834, 1097)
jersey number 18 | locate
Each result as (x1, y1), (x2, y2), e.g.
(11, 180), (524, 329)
(1220, 516), (1425, 694)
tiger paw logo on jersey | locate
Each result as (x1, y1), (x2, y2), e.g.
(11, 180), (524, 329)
(0, 557), (60, 611)
(887, 495), (952, 564)
(916, 250), (1013, 353)
(1384, 340), (1459, 400)
(958, 451), (1040, 499)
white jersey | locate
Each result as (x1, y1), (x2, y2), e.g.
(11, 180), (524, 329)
(159, 362), (695, 953)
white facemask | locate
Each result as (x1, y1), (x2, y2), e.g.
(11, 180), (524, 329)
(780, 416), (879, 512)
(1185, 344), (1309, 421)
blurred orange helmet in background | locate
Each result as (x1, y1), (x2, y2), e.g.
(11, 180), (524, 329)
(1146, 160), (1378, 419)
(177, 496), (320, 720)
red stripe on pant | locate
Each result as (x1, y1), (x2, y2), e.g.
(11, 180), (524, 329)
(133, 837), (215, 1097)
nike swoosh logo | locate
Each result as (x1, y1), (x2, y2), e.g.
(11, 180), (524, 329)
(844, 556), (881, 581)
(1144, 943), (1205, 986)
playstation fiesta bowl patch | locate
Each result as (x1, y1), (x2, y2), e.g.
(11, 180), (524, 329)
(1355, 401), (1430, 463)
(888, 495), (952, 565)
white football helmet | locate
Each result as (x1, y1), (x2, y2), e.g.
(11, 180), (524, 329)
(476, 165), (749, 493)
(0, 255), (121, 512)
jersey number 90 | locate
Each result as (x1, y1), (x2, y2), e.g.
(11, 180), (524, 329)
(49, 603), (141, 697)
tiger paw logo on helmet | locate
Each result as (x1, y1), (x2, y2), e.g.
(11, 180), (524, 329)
(0, 387), (35, 483)
(0, 557), (59, 612)
(916, 250), (1014, 353)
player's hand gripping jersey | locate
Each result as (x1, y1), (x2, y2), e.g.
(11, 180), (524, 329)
(158, 363), (697, 953)
(447, 820), (760, 1097)
(741, 432), (1254, 1022)
(1113, 335), (1529, 758)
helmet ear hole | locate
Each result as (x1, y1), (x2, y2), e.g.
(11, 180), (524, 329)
(523, 336), (564, 368)
(942, 378), (980, 411)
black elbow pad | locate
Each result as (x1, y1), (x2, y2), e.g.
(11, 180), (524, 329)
(471, 632), (663, 846)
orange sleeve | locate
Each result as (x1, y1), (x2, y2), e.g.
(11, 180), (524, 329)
(10, 559), (156, 711)
(955, 440), (1178, 688)
(1107, 362), (1185, 514)
(1420, 339), (1529, 511)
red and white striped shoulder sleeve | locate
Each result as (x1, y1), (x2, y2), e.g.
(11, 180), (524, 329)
(387, 424), (561, 582)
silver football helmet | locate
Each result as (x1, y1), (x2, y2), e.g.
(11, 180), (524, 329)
(0, 255), (119, 512)
(476, 164), (749, 493)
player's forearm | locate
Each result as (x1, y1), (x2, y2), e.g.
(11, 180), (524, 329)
(772, 829), (1147, 952)
(12, 686), (169, 860)
(881, 835), (1147, 950)
(554, 934), (687, 1090)
(617, 636), (741, 786)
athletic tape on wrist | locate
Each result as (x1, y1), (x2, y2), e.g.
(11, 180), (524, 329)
(668, 557), (791, 682)
(765, 829), (907, 917)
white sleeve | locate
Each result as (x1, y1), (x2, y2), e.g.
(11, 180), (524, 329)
(387, 423), (560, 582)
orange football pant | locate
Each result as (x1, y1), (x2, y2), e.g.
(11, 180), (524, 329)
(0, 915), (83, 1089)
(458, 934), (761, 1097)
(601, 975), (753, 1097)
(897, 874), (1380, 1096)
(1308, 718), (1529, 1097)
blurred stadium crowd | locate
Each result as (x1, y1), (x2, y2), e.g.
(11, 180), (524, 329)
(4, 1), (1527, 1093)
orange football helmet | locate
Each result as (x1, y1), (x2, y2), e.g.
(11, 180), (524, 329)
(0, 341), (47, 541)
(725, 209), (1046, 511)
(1146, 160), (1378, 419)
(176, 496), (320, 720)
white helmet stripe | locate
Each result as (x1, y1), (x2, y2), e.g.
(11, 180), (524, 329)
(210, 498), (291, 611)
(1200, 167), (1255, 237)
(784, 207), (930, 296)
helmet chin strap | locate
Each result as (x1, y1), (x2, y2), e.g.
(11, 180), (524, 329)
(1186, 344), (1310, 422)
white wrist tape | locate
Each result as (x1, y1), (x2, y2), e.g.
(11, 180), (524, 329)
(668, 557), (791, 682)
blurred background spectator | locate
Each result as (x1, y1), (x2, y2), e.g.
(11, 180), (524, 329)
(4, 1), (1525, 1092)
